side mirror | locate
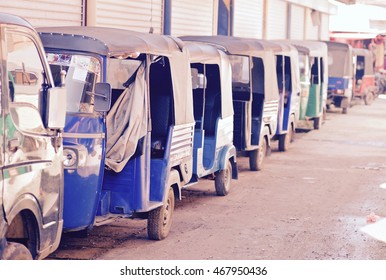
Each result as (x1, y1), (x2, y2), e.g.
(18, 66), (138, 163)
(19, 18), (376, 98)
(46, 86), (67, 129)
(94, 82), (112, 112)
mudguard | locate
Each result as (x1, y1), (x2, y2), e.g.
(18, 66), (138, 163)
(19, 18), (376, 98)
(217, 145), (238, 179)
(262, 125), (272, 156)
(165, 169), (182, 201)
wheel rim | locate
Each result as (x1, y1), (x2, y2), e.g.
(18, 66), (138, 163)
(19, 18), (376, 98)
(224, 163), (231, 192)
(163, 196), (172, 227)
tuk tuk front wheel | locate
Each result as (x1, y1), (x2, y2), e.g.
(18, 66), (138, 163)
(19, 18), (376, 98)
(1, 242), (33, 260)
(147, 187), (175, 240)
(215, 160), (232, 196)
(249, 138), (266, 171)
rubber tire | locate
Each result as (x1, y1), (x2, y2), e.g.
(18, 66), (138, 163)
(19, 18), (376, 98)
(215, 160), (232, 196)
(364, 92), (374, 105)
(313, 117), (321, 130)
(249, 137), (266, 171)
(342, 107), (348, 114)
(278, 124), (293, 152)
(147, 187), (175, 240)
(1, 242), (33, 260)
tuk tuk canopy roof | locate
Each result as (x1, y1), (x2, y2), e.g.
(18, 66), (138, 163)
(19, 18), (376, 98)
(284, 40), (328, 59)
(181, 36), (279, 102)
(181, 35), (281, 56)
(37, 26), (184, 58)
(353, 48), (374, 75)
(324, 41), (353, 77)
(185, 42), (234, 118)
(0, 12), (33, 29)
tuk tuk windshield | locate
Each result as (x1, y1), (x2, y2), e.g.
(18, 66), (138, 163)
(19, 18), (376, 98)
(228, 55), (250, 91)
(46, 53), (101, 114)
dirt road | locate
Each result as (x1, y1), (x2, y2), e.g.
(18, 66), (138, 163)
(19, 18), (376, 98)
(49, 97), (386, 260)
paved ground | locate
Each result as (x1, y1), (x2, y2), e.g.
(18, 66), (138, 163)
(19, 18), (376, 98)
(48, 96), (386, 260)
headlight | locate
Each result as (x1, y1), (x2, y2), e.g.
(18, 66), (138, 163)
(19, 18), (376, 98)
(63, 148), (78, 168)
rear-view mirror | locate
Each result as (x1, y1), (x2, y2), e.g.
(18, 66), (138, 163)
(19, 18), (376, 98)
(94, 82), (112, 112)
(47, 86), (67, 129)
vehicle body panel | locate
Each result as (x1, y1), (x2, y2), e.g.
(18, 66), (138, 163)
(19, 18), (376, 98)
(0, 13), (64, 260)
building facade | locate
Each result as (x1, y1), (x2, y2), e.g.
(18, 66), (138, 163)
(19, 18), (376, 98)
(0, 0), (335, 40)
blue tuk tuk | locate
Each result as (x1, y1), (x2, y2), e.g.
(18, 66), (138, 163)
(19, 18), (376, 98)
(39, 27), (195, 240)
(183, 42), (238, 196)
(271, 41), (301, 151)
(181, 36), (279, 171)
(325, 41), (353, 114)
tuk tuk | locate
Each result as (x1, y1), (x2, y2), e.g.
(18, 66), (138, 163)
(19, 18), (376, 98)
(271, 41), (301, 151)
(352, 48), (377, 105)
(182, 36), (279, 171)
(325, 41), (353, 114)
(39, 27), (195, 240)
(288, 41), (328, 129)
(0, 13), (66, 259)
(183, 42), (238, 196)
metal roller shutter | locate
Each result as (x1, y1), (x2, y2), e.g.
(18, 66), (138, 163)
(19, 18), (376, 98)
(320, 13), (330, 40)
(233, 0), (264, 39)
(0, 0), (83, 27)
(305, 8), (319, 40)
(266, 0), (287, 40)
(171, 0), (215, 36)
(289, 4), (305, 40)
(88, 0), (163, 34)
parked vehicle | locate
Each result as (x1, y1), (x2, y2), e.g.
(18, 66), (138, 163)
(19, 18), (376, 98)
(0, 13), (66, 260)
(325, 41), (353, 114)
(352, 48), (377, 105)
(288, 41), (328, 130)
(271, 41), (301, 151)
(39, 27), (194, 240)
(182, 36), (279, 171)
(183, 42), (238, 196)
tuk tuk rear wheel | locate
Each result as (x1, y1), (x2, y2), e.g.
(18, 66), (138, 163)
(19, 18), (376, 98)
(215, 160), (232, 196)
(278, 125), (293, 152)
(249, 138), (266, 171)
(1, 242), (33, 260)
(364, 92), (374, 105)
(147, 187), (175, 240)
(313, 117), (321, 130)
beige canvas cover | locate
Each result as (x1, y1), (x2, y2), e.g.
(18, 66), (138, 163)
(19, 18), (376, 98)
(105, 63), (147, 172)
